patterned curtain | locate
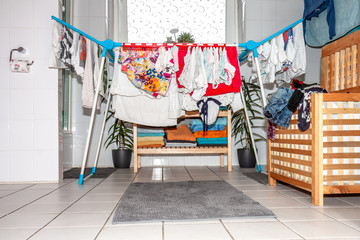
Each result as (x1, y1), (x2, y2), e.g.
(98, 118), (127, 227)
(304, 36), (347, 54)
(127, 0), (226, 43)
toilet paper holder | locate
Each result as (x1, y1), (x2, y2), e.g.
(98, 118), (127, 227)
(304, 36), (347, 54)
(9, 47), (34, 73)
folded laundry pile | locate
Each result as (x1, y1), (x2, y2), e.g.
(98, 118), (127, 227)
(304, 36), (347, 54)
(190, 117), (228, 146)
(164, 124), (197, 147)
(137, 127), (165, 148)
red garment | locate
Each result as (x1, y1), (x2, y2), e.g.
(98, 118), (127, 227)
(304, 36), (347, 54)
(176, 46), (241, 96)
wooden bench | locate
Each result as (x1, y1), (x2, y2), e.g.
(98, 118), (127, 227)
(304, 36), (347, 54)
(132, 110), (232, 173)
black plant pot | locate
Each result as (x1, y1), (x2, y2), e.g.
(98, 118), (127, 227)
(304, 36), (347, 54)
(112, 149), (132, 168)
(237, 148), (256, 168)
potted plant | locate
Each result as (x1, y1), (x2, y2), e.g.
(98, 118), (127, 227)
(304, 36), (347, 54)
(231, 77), (266, 168)
(177, 32), (195, 43)
(105, 111), (134, 168)
(166, 31), (195, 43)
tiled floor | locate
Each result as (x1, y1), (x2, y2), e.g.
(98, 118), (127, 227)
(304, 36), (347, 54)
(1, 166), (360, 240)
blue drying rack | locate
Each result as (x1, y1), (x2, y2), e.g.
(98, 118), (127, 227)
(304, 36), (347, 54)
(51, 15), (303, 182)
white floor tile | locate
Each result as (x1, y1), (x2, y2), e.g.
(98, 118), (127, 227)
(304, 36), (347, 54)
(31, 226), (101, 240)
(342, 219), (360, 231)
(242, 190), (289, 199)
(64, 202), (117, 213)
(46, 213), (109, 228)
(0, 184), (33, 190)
(0, 213), (57, 229)
(256, 197), (307, 208)
(0, 228), (38, 239)
(164, 222), (232, 240)
(0, 190), (13, 197)
(86, 188), (125, 195)
(316, 207), (360, 220)
(235, 185), (275, 191)
(337, 196), (360, 207)
(224, 221), (302, 239)
(15, 203), (71, 214)
(272, 208), (332, 221)
(282, 220), (360, 239)
(279, 189), (311, 198)
(0, 167), (360, 239)
(225, 180), (260, 186)
(97, 224), (162, 240)
(77, 194), (121, 203)
(34, 194), (82, 204)
(295, 197), (356, 208)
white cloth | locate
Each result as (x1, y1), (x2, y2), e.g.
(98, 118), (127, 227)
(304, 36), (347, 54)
(277, 23), (306, 81)
(69, 32), (79, 69)
(197, 98), (221, 125)
(111, 49), (183, 126)
(276, 34), (287, 63)
(92, 44), (105, 98)
(230, 92), (244, 112)
(251, 22), (306, 84)
(292, 23), (306, 73)
(223, 48), (236, 86)
(177, 47), (194, 93)
(191, 47), (208, 101)
(82, 40), (100, 109)
(71, 33), (85, 78)
(49, 21), (66, 69)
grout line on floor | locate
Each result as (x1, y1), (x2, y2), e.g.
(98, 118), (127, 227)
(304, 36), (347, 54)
(0, 180), (76, 220)
(162, 221), (165, 240)
(94, 168), (139, 239)
(0, 184), (36, 200)
(219, 219), (235, 240)
(278, 219), (306, 240)
(310, 205), (360, 234)
(184, 167), (194, 181)
(335, 196), (360, 208)
(207, 166), (225, 181)
(27, 171), (126, 240)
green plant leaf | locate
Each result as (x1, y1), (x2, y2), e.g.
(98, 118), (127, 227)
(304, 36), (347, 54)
(231, 76), (266, 154)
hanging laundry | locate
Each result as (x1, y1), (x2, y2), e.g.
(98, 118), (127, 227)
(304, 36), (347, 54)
(79, 36), (87, 72)
(182, 92), (234, 112)
(111, 49), (183, 127)
(251, 23), (306, 84)
(118, 47), (174, 97)
(70, 33), (85, 78)
(171, 45), (179, 72)
(82, 40), (101, 110)
(177, 46), (241, 96)
(178, 47), (196, 93)
(59, 26), (74, 72)
(191, 46), (208, 101)
(92, 43), (105, 98)
(49, 21), (66, 69)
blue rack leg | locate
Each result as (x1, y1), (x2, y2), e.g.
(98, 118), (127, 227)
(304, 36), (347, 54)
(78, 174), (84, 185)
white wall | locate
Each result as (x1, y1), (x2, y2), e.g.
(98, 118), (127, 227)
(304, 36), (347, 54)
(0, 0), (60, 182)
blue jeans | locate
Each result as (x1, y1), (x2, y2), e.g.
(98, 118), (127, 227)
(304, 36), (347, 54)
(264, 87), (294, 128)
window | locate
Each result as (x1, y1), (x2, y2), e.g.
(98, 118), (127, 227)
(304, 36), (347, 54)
(127, 0), (226, 43)
(62, 0), (72, 132)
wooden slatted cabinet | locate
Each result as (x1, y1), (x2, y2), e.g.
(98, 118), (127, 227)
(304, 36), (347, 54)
(132, 110), (232, 173)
